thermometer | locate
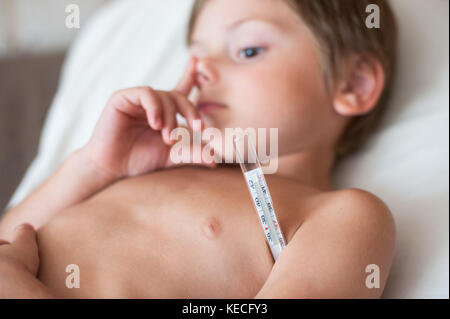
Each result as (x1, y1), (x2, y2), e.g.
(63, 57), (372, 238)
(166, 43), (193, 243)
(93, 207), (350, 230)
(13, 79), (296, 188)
(234, 135), (286, 261)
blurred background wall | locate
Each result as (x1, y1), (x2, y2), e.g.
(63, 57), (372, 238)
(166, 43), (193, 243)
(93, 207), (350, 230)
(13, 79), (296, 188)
(0, 0), (111, 211)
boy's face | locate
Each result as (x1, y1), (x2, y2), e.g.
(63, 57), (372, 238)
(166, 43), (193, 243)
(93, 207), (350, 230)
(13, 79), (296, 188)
(190, 0), (345, 156)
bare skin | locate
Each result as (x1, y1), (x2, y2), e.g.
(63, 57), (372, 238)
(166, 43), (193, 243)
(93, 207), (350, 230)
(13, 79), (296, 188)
(36, 166), (395, 298)
(0, 0), (396, 298)
(37, 166), (286, 298)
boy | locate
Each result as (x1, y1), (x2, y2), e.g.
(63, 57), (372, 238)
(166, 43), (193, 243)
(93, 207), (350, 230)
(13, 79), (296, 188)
(0, 0), (396, 298)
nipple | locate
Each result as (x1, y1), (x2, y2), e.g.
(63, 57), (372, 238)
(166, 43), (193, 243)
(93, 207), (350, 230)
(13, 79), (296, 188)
(201, 217), (221, 239)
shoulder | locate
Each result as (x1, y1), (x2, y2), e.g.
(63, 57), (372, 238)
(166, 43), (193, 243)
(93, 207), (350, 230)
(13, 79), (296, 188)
(255, 187), (397, 298)
(314, 188), (396, 238)
(299, 188), (397, 262)
(276, 188), (396, 297)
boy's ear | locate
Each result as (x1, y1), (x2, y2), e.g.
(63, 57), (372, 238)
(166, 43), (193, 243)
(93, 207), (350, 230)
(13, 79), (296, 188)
(333, 55), (385, 116)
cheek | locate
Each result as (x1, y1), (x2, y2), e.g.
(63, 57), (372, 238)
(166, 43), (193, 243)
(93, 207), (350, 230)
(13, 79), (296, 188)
(229, 55), (332, 153)
(236, 58), (328, 128)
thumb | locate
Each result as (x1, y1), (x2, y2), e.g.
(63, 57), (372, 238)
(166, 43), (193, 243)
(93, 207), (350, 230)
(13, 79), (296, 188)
(12, 223), (37, 248)
(12, 223), (39, 275)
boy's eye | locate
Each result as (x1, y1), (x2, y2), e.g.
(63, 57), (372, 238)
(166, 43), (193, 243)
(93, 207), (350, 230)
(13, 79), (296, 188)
(239, 47), (264, 59)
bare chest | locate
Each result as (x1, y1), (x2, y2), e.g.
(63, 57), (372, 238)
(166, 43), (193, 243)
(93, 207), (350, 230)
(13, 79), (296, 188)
(37, 168), (305, 298)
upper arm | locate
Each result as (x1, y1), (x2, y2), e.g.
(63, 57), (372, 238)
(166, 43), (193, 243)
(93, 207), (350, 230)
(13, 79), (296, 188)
(254, 189), (396, 299)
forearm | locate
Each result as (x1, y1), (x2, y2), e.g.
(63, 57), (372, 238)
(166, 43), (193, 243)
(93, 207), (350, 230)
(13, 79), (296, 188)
(0, 148), (116, 240)
(0, 261), (54, 299)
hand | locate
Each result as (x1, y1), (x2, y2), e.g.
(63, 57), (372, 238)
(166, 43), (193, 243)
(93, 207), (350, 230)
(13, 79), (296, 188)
(83, 56), (216, 181)
(0, 223), (54, 298)
(0, 223), (39, 275)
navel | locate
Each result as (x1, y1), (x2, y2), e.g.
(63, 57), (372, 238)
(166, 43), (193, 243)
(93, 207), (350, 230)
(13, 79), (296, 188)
(201, 216), (221, 239)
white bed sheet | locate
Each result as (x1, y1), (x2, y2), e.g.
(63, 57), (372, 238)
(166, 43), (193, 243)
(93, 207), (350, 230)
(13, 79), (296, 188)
(7, 0), (449, 298)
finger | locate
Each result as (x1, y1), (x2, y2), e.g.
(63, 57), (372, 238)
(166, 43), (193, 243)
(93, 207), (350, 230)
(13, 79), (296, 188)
(198, 143), (219, 168)
(169, 143), (218, 169)
(158, 92), (178, 145)
(166, 126), (218, 169)
(110, 89), (146, 120)
(138, 88), (164, 130)
(12, 223), (37, 249)
(11, 223), (39, 275)
(113, 87), (164, 130)
(174, 56), (197, 96)
(170, 91), (202, 131)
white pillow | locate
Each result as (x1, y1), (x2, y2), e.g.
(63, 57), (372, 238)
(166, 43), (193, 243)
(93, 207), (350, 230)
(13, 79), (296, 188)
(333, 0), (449, 298)
(8, 0), (449, 298)
(7, 0), (195, 206)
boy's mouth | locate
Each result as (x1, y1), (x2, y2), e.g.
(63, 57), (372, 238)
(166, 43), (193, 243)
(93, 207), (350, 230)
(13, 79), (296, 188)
(197, 101), (227, 114)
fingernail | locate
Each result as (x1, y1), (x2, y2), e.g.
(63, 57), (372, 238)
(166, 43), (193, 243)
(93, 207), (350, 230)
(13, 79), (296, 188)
(192, 118), (202, 131)
(163, 128), (172, 143)
(154, 118), (162, 129)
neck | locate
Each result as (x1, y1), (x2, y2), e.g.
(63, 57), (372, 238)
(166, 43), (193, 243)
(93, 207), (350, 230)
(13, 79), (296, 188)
(271, 147), (336, 191)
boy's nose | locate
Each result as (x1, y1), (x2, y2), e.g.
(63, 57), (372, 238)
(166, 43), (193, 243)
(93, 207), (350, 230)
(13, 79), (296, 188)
(195, 59), (217, 89)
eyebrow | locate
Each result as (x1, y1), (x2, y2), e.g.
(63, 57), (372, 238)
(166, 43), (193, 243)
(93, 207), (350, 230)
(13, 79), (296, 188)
(226, 17), (282, 32)
(190, 18), (282, 47)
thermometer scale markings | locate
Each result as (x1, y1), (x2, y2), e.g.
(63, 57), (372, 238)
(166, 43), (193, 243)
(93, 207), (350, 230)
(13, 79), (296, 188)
(244, 167), (286, 259)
